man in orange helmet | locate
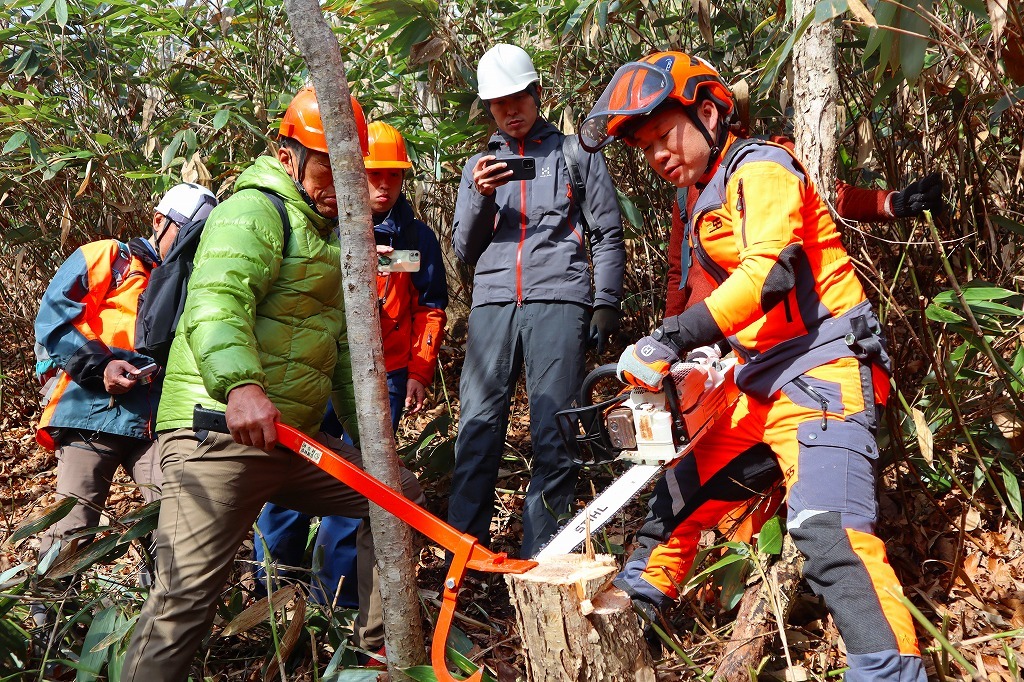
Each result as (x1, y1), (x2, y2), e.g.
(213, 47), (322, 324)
(582, 53), (926, 680)
(121, 88), (423, 680)
(253, 120), (448, 613)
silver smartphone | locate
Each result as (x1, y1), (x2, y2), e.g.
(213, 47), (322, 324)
(378, 250), (421, 273)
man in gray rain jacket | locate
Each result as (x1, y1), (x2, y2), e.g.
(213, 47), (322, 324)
(449, 43), (625, 557)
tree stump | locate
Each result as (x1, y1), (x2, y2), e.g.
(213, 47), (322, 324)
(506, 553), (655, 682)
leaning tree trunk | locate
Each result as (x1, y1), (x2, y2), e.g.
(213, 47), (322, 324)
(282, 2), (427, 676)
(791, 0), (840, 204)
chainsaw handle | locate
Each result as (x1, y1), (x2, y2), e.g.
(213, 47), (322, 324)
(579, 363), (619, 407)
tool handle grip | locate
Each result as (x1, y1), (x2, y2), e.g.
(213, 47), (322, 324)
(193, 405), (229, 434)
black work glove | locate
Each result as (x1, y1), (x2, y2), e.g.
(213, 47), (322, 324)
(891, 172), (944, 218)
(588, 306), (620, 354)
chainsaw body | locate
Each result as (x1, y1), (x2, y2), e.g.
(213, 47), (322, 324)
(557, 357), (738, 468)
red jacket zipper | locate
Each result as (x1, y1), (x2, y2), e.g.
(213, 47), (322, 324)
(515, 139), (527, 305)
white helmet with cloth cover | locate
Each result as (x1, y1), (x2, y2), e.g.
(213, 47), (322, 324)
(155, 182), (218, 226)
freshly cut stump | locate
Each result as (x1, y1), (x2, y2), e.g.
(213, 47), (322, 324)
(506, 553), (655, 682)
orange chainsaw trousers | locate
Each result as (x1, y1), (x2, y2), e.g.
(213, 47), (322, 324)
(614, 357), (925, 681)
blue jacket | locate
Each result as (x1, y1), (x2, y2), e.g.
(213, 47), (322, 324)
(34, 239), (160, 448)
(374, 194), (448, 385)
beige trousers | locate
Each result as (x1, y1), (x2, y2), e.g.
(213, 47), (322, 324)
(121, 428), (423, 682)
(40, 431), (161, 559)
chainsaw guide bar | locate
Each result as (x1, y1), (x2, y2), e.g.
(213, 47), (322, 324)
(534, 357), (739, 561)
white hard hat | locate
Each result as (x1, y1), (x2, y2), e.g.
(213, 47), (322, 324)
(477, 44), (540, 101)
(155, 182), (218, 226)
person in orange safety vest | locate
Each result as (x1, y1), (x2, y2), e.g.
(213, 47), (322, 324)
(31, 182), (217, 627)
(581, 51), (927, 681)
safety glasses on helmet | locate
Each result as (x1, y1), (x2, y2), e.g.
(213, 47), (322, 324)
(580, 53), (733, 153)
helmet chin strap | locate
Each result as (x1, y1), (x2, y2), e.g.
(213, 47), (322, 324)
(683, 104), (731, 185)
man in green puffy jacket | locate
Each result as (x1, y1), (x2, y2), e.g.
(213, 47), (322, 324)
(122, 88), (423, 680)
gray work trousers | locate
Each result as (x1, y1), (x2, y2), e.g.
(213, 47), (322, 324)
(447, 301), (587, 558)
(40, 431), (161, 559)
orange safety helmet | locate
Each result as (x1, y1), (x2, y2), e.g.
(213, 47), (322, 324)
(364, 121), (413, 170)
(579, 52), (734, 153)
(279, 86), (369, 157)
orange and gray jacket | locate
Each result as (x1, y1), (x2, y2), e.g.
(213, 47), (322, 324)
(452, 119), (624, 310)
(375, 194), (448, 386)
(34, 239), (160, 449)
(662, 135), (890, 400)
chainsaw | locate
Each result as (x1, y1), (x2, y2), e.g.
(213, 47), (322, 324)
(534, 355), (739, 560)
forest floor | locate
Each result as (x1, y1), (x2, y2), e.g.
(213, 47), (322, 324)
(3, 340), (1023, 681)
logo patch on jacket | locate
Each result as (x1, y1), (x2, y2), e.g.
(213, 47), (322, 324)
(540, 165), (552, 178)
(706, 216), (725, 233)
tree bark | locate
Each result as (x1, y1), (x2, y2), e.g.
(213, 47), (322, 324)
(713, 537), (805, 682)
(791, 0), (840, 205)
(281, 2), (427, 676)
(506, 554), (656, 682)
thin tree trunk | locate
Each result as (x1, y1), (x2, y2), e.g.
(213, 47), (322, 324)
(282, 2), (427, 676)
(792, 0), (839, 205)
(713, 10), (839, 677)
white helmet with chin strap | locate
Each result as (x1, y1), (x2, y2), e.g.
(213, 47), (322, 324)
(477, 44), (540, 101)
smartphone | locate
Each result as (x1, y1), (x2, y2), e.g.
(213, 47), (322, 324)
(487, 155), (536, 181)
(378, 249), (421, 273)
(129, 362), (161, 384)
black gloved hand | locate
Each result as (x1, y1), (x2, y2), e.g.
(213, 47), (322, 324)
(891, 172), (944, 218)
(588, 306), (621, 354)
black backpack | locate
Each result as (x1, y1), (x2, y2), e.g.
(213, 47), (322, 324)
(135, 189), (291, 367)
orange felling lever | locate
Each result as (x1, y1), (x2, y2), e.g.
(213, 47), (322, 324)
(272, 420), (536, 681)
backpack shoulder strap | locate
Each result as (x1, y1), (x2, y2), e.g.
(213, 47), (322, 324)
(258, 190), (292, 256)
(561, 133), (600, 235)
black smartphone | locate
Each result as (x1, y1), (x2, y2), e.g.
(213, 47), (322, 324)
(487, 155), (536, 181)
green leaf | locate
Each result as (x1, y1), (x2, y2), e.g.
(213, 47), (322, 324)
(716, 550), (749, 610)
(897, 1), (931, 82)
(951, 0), (988, 19)
(2, 130), (28, 154)
(4, 496), (77, 548)
(757, 9), (816, 96)
(30, 0), (56, 22)
(77, 606), (120, 682)
(864, 0), (897, 64)
(991, 87), (1024, 125)
(402, 667), (439, 682)
(615, 189), (643, 230)
(959, 286), (1016, 302)
(686, 551), (748, 586)
(814, 0), (847, 22)
(212, 109), (231, 131)
(757, 515), (784, 555)
(44, 534), (127, 579)
(55, 0), (68, 28)
(1000, 462), (1022, 520)
(10, 49), (34, 75)
(161, 130), (185, 170)
(924, 303), (965, 324)
(990, 214), (1024, 236)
